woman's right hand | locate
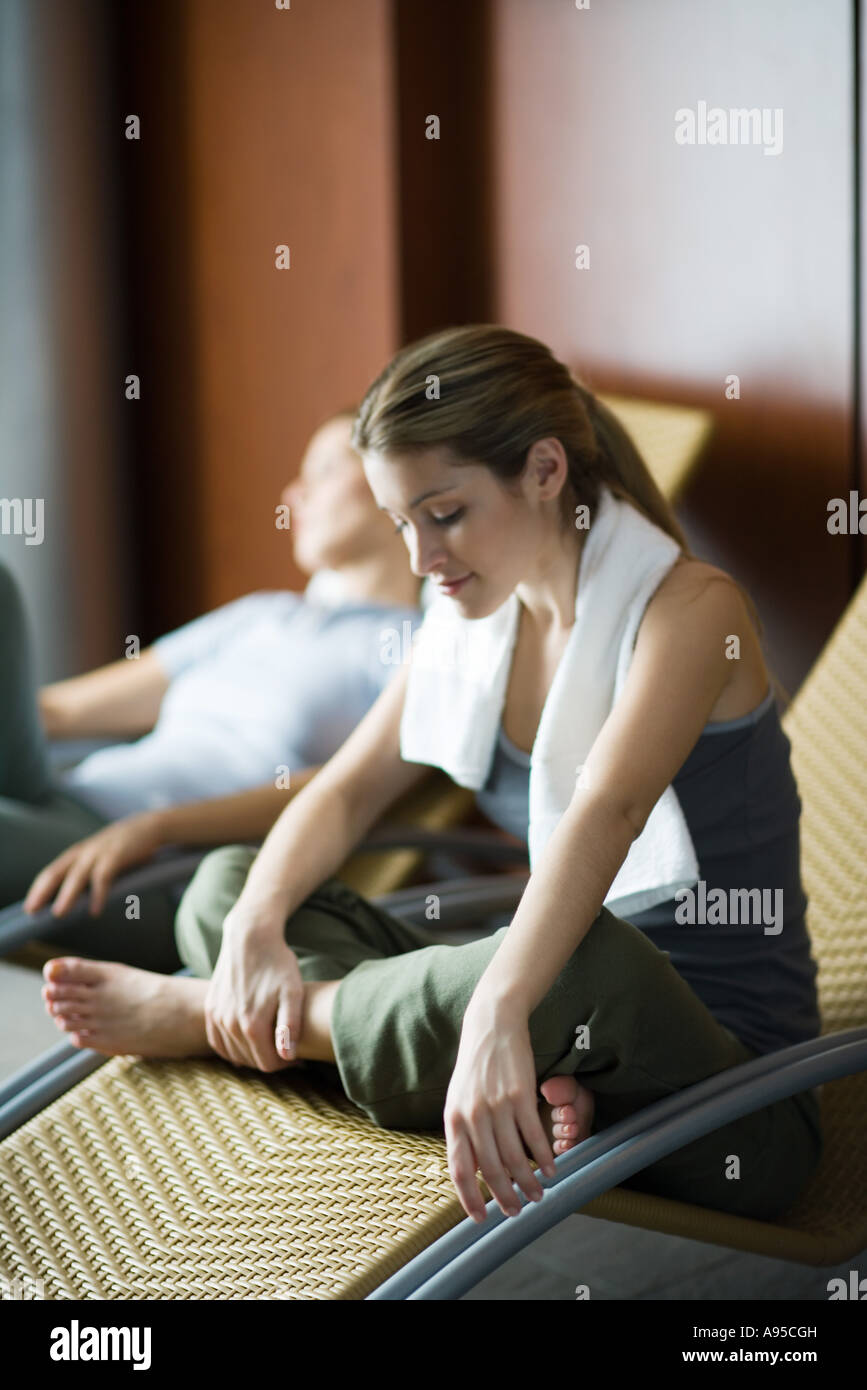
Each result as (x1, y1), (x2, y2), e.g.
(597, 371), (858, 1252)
(204, 904), (305, 1073)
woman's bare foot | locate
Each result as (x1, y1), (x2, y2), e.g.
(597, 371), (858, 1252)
(538, 1076), (595, 1157)
(42, 957), (213, 1058)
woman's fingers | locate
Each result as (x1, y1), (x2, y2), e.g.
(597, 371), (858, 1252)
(274, 969), (304, 1063)
(470, 1117), (523, 1218)
(221, 1011), (258, 1068)
(449, 1099), (557, 1221)
(204, 985), (246, 1067)
(205, 947), (304, 1074)
(492, 1110), (545, 1204)
(446, 1124), (488, 1223)
(240, 1010), (284, 1073)
(216, 1018), (250, 1068)
(274, 993), (297, 1062)
(516, 1096), (557, 1181)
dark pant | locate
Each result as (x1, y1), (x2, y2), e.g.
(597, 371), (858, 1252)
(176, 844), (824, 1222)
(0, 561), (181, 971)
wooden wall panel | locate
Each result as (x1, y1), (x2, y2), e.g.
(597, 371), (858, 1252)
(119, 0), (398, 634)
(393, 0), (493, 338)
(488, 0), (853, 696)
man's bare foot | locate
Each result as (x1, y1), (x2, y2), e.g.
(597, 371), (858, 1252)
(538, 1076), (595, 1157)
(42, 956), (213, 1059)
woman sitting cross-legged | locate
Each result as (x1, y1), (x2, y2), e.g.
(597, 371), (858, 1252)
(42, 325), (823, 1225)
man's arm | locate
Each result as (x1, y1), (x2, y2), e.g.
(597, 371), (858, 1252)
(23, 768), (323, 917)
(38, 649), (170, 739)
(149, 769), (320, 847)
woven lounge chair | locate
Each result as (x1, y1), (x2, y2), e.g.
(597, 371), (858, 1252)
(2, 558), (866, 1299)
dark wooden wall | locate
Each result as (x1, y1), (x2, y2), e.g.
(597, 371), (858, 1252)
(48, 0), (856, 699)
(113, 0), (400, 637)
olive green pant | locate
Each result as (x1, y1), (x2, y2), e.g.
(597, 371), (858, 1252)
(175, 844), (824, 1221)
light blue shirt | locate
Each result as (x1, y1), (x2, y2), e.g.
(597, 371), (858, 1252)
(59, 587), (421, 819)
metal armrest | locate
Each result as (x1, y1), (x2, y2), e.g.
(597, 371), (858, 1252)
(370, 1027), (867, 1300)
(0, 827), (528, 956)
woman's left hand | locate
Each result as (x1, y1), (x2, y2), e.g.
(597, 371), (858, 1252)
(444, 993), (557, 1222)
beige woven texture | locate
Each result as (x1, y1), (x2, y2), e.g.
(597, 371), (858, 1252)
(601, 393), (714, 503)
(4, 412), (865, 1296)
(0, 1062), (463, 1300)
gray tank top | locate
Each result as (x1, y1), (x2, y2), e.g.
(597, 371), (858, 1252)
(474, 686), (822, 1058)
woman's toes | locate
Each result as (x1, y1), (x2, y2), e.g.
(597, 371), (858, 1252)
(540, 1075), (580, 1110)
(54, 1012), (85, 1031)
(540, 1076), (595, 1156)
(43, 982), (93, 1005)
(43, 957), (102, 988)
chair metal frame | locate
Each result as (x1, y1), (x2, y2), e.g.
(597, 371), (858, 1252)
(369, 1026), (865, 1299)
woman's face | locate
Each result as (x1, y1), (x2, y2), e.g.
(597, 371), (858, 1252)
(362, 442), (570, 619)
(282, 418), (396, 572)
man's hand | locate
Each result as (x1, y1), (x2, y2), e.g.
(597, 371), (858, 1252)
(23, 813), (165, 918)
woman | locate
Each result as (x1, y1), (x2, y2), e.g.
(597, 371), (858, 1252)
(43, 326), (823, 1227)
(10, 410), (422, 969)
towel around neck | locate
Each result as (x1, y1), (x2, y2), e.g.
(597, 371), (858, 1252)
(399, 483), (701, 917)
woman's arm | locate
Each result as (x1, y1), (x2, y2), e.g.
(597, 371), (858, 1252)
(232, 662), (429, 924)
(477, 571), (746, 1012)
(38, 649), (170, 739)
(445, 570), (750, 1221)
(204, 663), (434, 1071)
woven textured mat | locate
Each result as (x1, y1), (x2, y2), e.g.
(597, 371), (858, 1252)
(784, 589), (867, 1041)
(0, 1057), (464, 1300)
(600, 394), (713, 502)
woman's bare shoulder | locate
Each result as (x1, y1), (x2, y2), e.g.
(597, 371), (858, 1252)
(644, 558), (769, 719)
(644, 557), (744, 625)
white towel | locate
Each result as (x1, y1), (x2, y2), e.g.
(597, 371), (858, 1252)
(400, 483), (700, 917)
